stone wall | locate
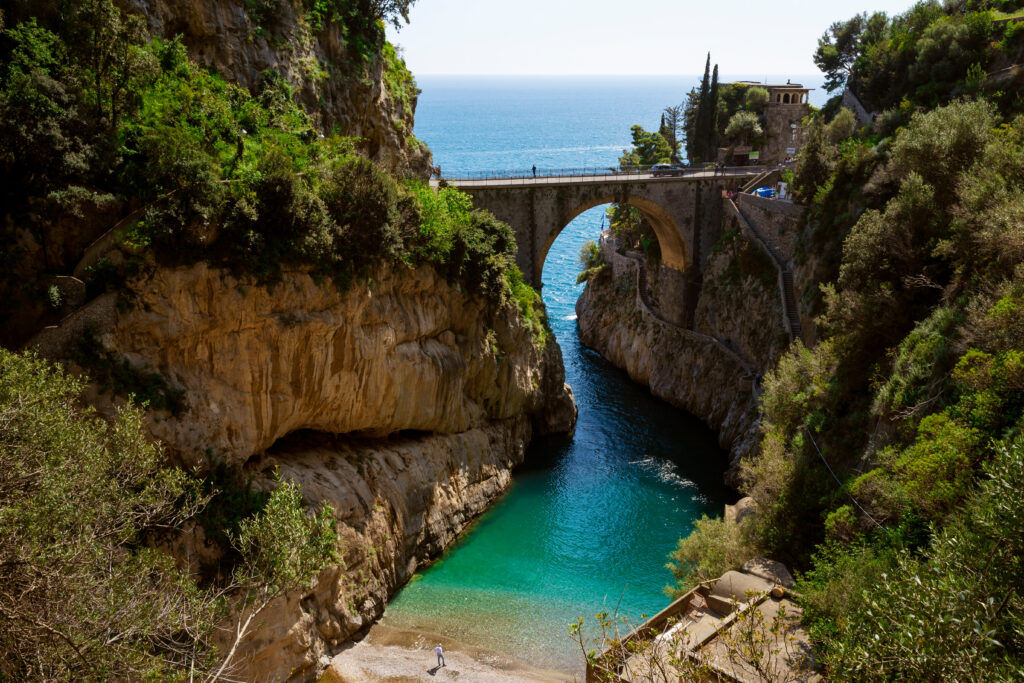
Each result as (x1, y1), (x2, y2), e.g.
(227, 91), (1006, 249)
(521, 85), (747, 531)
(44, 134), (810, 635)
(842, 86), (877, 127)
(692, 228), (788, 372)
(761, 104), (808, 166)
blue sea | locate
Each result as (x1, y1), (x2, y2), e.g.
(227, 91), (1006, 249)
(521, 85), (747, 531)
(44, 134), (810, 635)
(380, 74), (825, 672)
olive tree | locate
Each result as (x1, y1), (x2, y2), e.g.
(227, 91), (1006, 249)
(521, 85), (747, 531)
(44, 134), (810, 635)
(725, 110), (763, 145)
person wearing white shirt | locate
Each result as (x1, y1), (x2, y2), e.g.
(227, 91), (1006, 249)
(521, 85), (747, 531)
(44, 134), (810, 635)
(434, 644), (445, 668)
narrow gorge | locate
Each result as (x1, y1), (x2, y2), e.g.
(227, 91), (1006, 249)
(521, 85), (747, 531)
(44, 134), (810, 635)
(576, 189), (802, 482)
(6, 0), (1024, 680)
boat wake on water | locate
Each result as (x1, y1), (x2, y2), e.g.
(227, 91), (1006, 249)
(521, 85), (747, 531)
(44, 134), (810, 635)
(630, 456), (708, 500)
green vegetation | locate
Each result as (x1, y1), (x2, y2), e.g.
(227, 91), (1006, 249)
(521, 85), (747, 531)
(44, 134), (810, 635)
(607, 204), (661, 263)
(815, 1), (1024, 113)
(710, 228), (777, 292)
(822, 437), (1024, 680)
(1, 0), (545, 346)
(665, 515), (756, 595)
(723, 110), (763, 146)
(245, 0), (415, 61)
(618, 124), (673, 168)
(0, 349), (337, 680)
(679, 53), (772, 164)
(577, 239), (607, 284)
(685, 53), (721, 163)
(663, 2), (1024, 678)
(382, 41), (419, 120)
(744, 86), (770, 112)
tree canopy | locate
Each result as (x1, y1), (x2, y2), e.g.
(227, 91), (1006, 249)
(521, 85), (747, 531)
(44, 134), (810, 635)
(724, 110), (762, 144)
(744, 86), (769, 112)
(618, 124), (673, 168)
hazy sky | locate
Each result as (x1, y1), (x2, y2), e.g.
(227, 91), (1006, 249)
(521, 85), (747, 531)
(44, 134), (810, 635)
(386, 0), (918, 76)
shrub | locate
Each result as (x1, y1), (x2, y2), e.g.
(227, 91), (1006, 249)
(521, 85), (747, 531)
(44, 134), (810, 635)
(826, 107), (858, 144)
(796, 540), (899, 649)
(508, 266), (548, 348)
(0, 349), (213, 678)
(890, 99), (997, 201)
(872, 305), (961, 420)
(745, 86), (770, 111)
(665, 515), (758, 596)
(381, 41), (418, 120)
(889, 412), (983, 517)
(577, 239), (607, 283)
(0, 348), (339, 679)
(824, 437), (1024, 681)
(793, 118), (832, 201)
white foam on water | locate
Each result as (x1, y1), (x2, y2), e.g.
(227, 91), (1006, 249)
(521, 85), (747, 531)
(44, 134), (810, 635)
(629, 456), (698, 491)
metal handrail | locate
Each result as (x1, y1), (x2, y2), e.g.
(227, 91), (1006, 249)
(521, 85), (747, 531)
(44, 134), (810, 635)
(439, 163), (766, 182)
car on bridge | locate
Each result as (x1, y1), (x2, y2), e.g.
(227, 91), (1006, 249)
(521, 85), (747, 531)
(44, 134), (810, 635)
(651, 164), (688, 177)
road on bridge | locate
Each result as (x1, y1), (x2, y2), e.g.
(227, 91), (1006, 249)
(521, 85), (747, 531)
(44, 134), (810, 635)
(432, 166), (764, 189)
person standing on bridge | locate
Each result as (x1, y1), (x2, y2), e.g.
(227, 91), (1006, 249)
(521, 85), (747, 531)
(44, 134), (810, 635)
(532, 164), (537, 178)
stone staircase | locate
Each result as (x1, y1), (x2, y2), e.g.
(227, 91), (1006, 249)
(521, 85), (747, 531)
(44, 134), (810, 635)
(740, 170), (772, 194)
(740, 168), (782, 194)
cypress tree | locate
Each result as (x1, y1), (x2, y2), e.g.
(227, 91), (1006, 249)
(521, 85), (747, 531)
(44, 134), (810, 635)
(707, 64), (720, 161)
(695, 53), (711, 162)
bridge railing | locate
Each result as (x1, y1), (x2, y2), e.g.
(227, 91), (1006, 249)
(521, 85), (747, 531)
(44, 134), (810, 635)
(439, 164), (768, 182)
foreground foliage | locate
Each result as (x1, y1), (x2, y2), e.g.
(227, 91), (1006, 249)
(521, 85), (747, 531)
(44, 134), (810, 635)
(815, 437), (1024, 680)
(0, 349), (337, 681)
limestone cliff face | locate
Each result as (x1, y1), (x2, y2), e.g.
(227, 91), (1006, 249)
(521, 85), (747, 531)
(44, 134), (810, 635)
(30, 261), (575, 681)
(227, 422), (533, 680)
(94, 263), (572, 468)
(120, 0), (431, 176)
(577, 238), (787, 481)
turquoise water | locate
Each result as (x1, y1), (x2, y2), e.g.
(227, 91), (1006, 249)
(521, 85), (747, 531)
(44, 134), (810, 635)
(382, 76), (822, 670)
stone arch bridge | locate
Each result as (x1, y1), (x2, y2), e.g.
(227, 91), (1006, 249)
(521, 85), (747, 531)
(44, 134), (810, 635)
(444, 168), (762, 291)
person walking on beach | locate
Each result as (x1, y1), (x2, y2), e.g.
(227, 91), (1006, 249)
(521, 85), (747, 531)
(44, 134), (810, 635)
(434, 644), (445, 668)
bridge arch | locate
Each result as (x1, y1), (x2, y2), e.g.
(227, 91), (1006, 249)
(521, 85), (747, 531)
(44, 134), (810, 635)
(537, 194), (690, 286)
(453, 169), (762, 288)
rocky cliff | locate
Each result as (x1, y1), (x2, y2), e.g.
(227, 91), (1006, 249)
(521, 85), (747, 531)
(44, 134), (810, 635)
(30, 262), (575, 681)
(119, 0), (431, 176)
(577, 233), (787, 481)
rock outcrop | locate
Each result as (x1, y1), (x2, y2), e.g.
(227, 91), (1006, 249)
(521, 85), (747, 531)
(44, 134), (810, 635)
(29, 261), (575, 681)
(229, 423), (533, 679)
(119, 0), (432, 176)
(577, 233), (787, 481)
(78, 262), (572, 467)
